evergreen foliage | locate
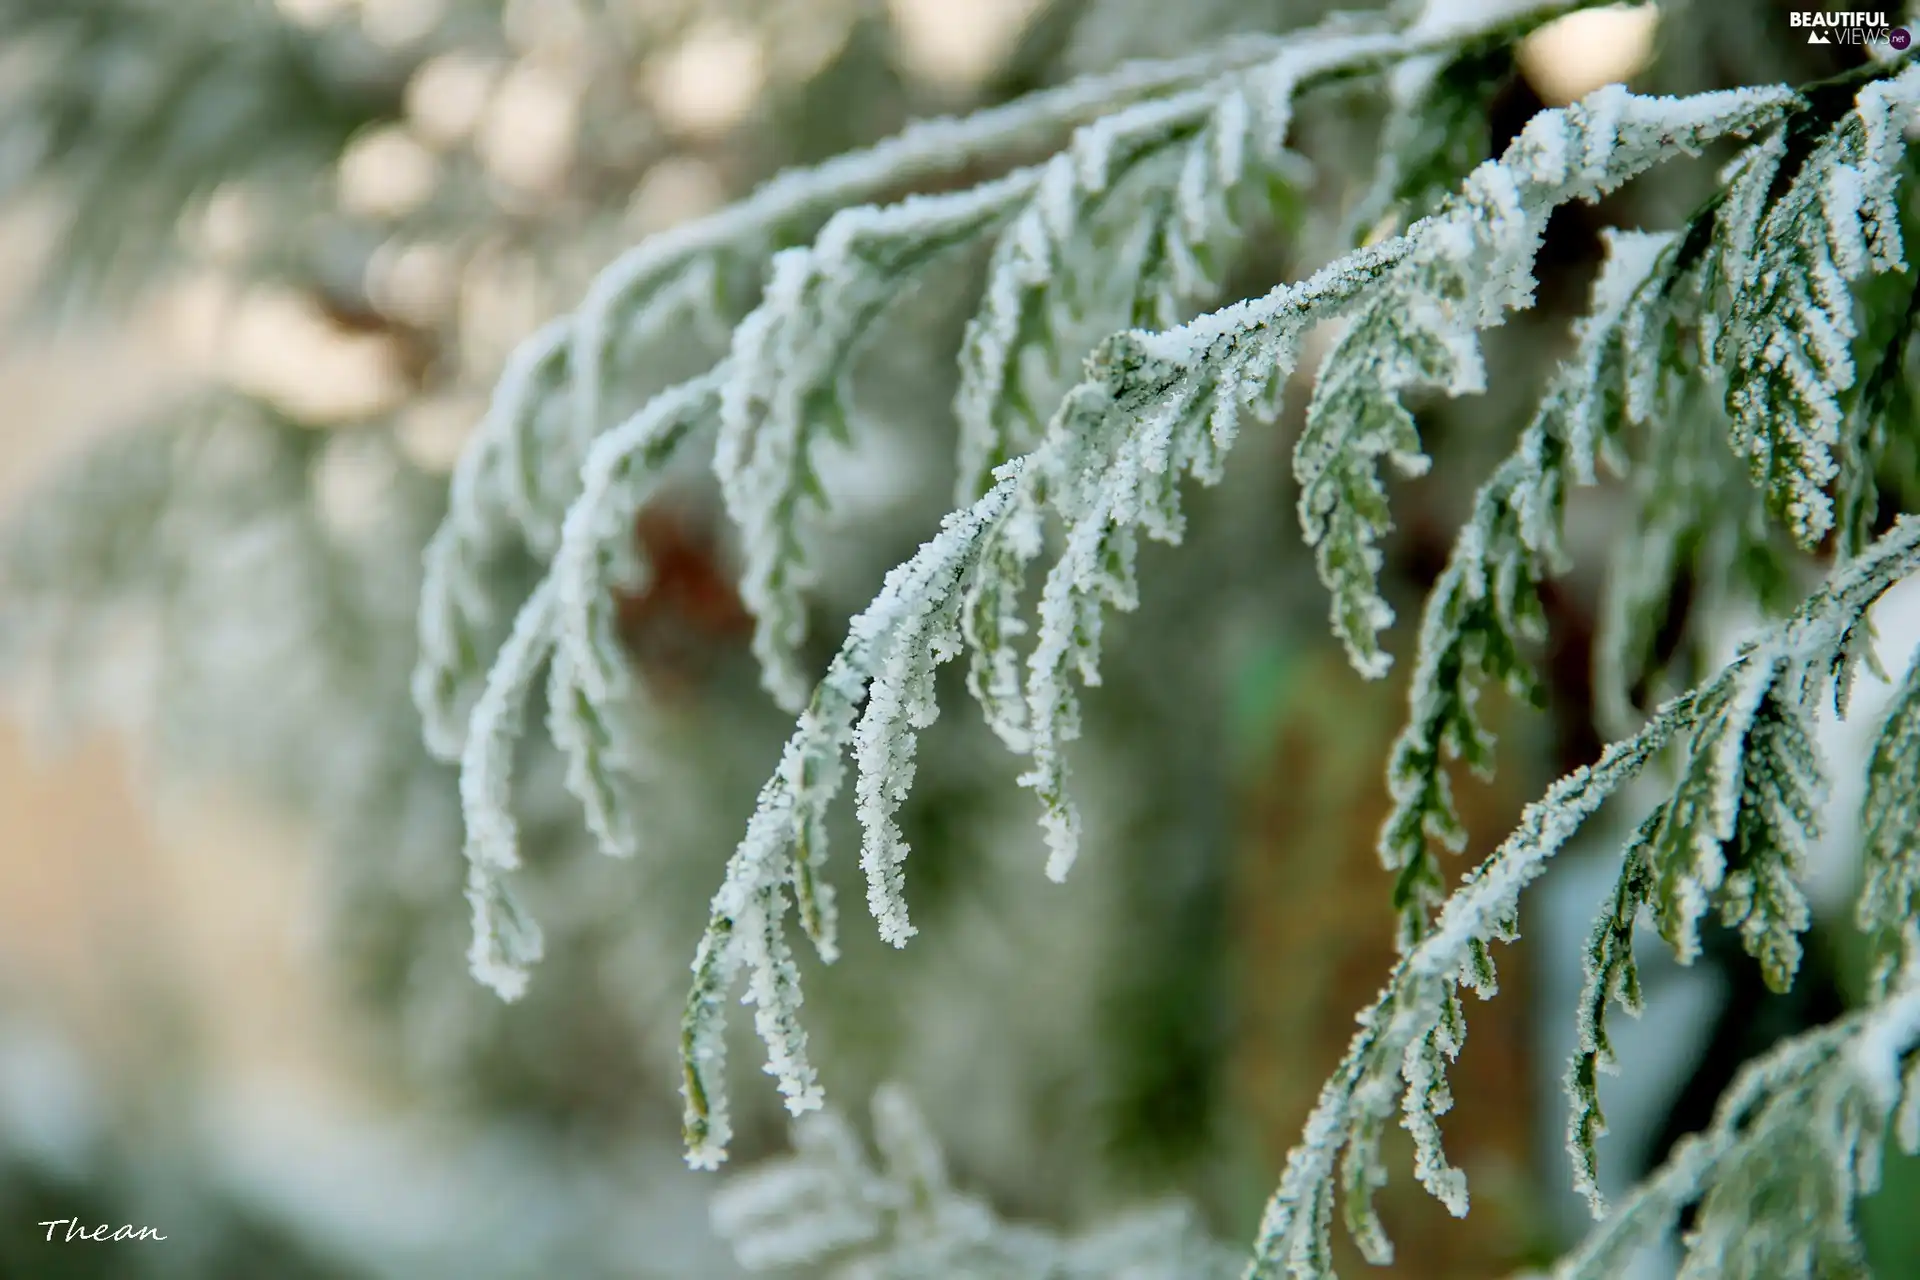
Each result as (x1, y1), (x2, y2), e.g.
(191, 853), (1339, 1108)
(8, 0), (1920, 1276)
(418, 1), (1920, 1272)
(711, 1083), (1245, 1277)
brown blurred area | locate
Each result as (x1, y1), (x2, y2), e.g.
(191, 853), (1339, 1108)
(1233, 648), (1548, 1277)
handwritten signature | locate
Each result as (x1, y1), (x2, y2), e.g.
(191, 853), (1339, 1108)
(39, 1219), (167, 1242)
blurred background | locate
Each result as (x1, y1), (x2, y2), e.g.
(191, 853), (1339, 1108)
(0, 1), (1916, 1276)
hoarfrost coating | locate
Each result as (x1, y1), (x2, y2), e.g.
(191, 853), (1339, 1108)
(392, 3), (1920, 1276)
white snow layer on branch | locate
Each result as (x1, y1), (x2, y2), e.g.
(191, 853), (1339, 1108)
(1550, 982), (1920, 1280)
(458, 578), (557, 1002)
(449, 371), (721, 951)
(680, 474), (1025, 1169)
(1290, 81), (1796, 680)
(420, 3), (1591, 763)
(412, 8), (1920, 1276)
(673, 76), (1798, 1180)
(1246, 517), (1920, 1278)
(722, 14), (1506, 713)
(1379, 227), (1677, 946)
(423, 15), (1426, 911)
(1349, 62), (1917, 953)
(413, 33), (1304, 753)
(1714, 64), (1920, 547)
(427, 0), (1599, 1066)
(1860, 641), (1920, 1001)
(711, 1083), (1244, 1278)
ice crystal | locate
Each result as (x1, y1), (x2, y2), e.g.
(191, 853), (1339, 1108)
(402, 8), (1920, 1275)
